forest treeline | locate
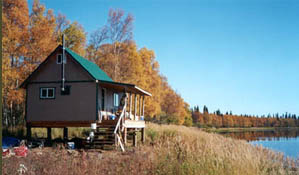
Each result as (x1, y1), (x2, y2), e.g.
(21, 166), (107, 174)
(192, 105), (299, 128)
(2, 0), (191, 127)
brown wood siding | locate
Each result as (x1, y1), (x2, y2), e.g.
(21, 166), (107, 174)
(27, 82), (96, 122)
(30, 49), (93, 82)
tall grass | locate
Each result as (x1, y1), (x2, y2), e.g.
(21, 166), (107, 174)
(2, 123), (298, 175)
(145, 123), (298, 175)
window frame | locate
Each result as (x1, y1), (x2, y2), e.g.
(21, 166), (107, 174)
(40, 87), (56, 99)
(57, 54), (62, 64)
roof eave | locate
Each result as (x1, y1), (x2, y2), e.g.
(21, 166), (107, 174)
(99, 80), (152, 96)
(134, 85), (152, 96)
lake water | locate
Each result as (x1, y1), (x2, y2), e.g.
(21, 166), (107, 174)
(218, 128), (299, 158)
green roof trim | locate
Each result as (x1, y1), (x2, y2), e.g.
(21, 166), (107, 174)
(65, 47), (113, 82)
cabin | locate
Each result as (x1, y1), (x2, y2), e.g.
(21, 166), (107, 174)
(20, 45), (151, 151)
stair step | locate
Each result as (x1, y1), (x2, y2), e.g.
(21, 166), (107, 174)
(95, 129), (114, 131)
(93, 139), (114, 142)
(94, 133), (114, 137)
(96, 131), (114, 134)
(96, 127), (115, 131)
(94, 137), (114, 140)
(95, 133), (114, 136)
(98, 120), (118, 125)
(95, 130), (114, 133)
(92, 141), (114, 145)
(96, 127), (115, 130)
(84, 141), (114, 144)
(94, 131), (114, 134)
(97, 124), (116, 127)
(97, 126), (116, 129)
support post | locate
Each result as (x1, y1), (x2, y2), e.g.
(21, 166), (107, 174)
(47, 127), (52, 142)
(96, 81), (99, 120)
(124, 127), (127, 145)
(134, 94), (137, 120)
(129, 93), (132, 118)
(139, 95), (142, 118)
(124, 93), (127, 118)
(133, 129), (137, 147)
(141, 128), (145, 143)
(142, 96), (145, 117)
(26, 125), (31, 140)
(63, 127), (68, 141)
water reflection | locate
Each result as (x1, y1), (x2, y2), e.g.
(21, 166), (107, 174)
(219, 128), (299, 141)
(218, 128), (299, 158)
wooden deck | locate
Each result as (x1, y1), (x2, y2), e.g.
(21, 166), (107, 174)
(27, 119), (145, 128)
(27, 121), (95, 127)
(123, 120), (145, 128)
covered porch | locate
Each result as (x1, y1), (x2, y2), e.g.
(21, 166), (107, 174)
(97, 80), (151, 128)
(94, 80), (151, 150)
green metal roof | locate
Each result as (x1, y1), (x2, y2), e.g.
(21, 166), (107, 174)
(65, 47), (113, 82)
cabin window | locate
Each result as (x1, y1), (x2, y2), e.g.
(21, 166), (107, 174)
(114, 93), (119, 107)
(61, 85), (71, 95)
(57, 54), (67, 64)
(40, 88), (55, 99)
(57, 54), (62, 64)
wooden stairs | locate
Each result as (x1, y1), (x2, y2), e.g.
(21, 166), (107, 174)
(85, 99), (127, 151)
(84, 120), (118, 150)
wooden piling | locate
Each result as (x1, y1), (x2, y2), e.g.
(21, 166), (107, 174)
(63, 127), (68, 141)
(141, 128), (145, 143)
(124, 127), (127, 145)
(26, 125), (31, 140)
(47, 127), (52, 141)
(133, 129), (137, 147)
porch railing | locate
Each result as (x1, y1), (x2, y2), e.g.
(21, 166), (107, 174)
(113, 98), (127, 152)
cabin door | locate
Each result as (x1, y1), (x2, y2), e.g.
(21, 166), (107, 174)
(101, 88), (105, 111)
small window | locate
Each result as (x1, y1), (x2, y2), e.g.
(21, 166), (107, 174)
(114, 93), (119, 107)
(57, 54), (67, 64)
(57, 54), (62, 64)
(40, 88), (55, 99)
(61, 85), (71, 95)
(41, 89), (47, 98)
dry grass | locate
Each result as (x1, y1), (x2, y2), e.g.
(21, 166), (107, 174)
(2, 123), (299, 175)
(145, 123), (299, 175)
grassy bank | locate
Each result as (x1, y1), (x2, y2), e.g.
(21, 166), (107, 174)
(3, 123), (299, 175)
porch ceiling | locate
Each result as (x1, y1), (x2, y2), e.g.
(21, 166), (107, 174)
(98, 81), (152, 96)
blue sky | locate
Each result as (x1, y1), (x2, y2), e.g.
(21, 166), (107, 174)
(29, 0), (299, 116)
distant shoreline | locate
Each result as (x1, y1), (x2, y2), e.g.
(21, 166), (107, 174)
(202, 127), (299, 133)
